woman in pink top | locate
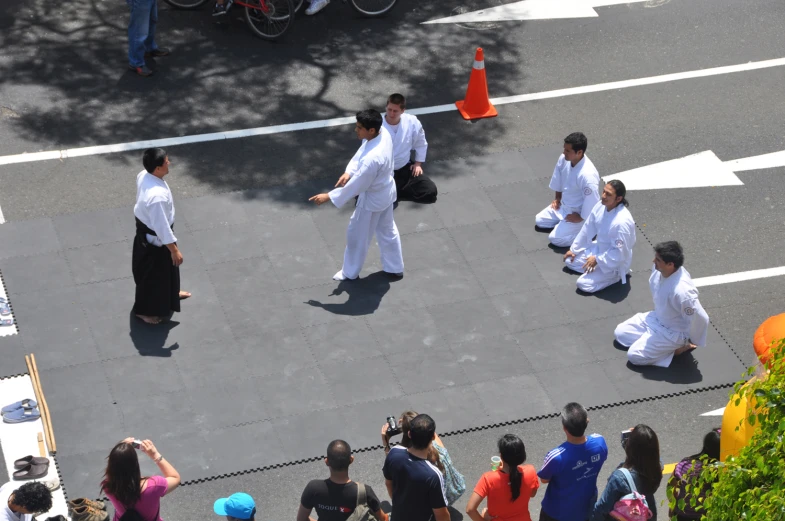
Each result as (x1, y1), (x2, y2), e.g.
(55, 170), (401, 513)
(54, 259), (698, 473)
(101, 438), (181, 521)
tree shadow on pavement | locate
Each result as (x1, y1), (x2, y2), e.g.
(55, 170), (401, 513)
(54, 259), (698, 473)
(0, 0), (527, 203)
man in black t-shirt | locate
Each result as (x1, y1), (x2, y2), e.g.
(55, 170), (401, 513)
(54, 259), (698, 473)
(297, 440), (388, 521)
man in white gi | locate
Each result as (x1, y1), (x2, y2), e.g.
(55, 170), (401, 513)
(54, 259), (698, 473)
(615, 241), (709, 367)
(132, 148), (190, 324)
(310, 109), (404, 281)
(563, 180), (636, 293)
(382, 93), (437, 205)
(535, 132), (600, 247)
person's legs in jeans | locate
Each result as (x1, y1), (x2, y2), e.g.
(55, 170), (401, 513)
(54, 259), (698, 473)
(143, 0), (159, 54)
(127, 0), (154, 67)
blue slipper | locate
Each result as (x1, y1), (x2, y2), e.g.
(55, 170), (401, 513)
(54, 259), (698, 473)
(3, 407), (40, 423)
(2, 399), (37, 414)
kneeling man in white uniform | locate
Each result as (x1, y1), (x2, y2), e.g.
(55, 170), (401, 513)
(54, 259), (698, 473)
(310, 109), (404, 281)
(535, 132), (600, 247)
(563, 180), (636, 293)
(615, 241), (709, 368)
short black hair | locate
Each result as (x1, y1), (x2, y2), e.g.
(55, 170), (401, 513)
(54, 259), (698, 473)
(12, 482), (53, 513)
(142, 148), (167, 173)
(408, 414), (436, 450)
(387, 93), (406, 109)
(326, 439), (352, 471)
(561, 402), (588, 437)
(654, 240), (684, 269)
(564, 132), (588, 153)
(356, 109), (383, 134)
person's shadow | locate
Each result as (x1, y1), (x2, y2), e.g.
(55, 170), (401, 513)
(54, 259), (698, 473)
(583, 274), (633, 303)
(615, 339), (703, 384)
(127, 311), (180, 357)
(306, 271), (397, 316)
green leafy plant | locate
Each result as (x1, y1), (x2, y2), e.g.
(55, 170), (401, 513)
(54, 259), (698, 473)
(668, 338), (785, 520)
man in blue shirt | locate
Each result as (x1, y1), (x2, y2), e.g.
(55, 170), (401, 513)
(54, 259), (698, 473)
(382, 414), (450, 521)
(538, 403), (608, 521)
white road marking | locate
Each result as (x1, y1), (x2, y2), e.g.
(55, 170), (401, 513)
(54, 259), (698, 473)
(603, 151), (743, 190)
(2, 57), (785, 166)
(422, 0), (655, 24)
(700, 407), (726, 417)
(693, 266), (785, 288)
(725, 150), (785, 172)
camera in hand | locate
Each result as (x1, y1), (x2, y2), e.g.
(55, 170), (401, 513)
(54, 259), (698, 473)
(620, 429), (632, 449)
(132, 439), (142, 449)
(386, 416), (401, 437)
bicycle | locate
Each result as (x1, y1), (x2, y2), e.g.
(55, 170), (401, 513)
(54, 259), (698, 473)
(293, 0), (397, 17)
(164, 0), (296, 40)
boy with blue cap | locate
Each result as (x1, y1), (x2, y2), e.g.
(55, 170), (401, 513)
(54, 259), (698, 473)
(214, 493), (256, 521)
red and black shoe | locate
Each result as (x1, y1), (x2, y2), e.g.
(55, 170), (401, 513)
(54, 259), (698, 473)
(129, 65), (154, 77)
(144, 48), (170, 58)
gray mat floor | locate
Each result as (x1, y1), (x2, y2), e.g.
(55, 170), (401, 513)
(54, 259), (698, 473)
(0, 145), (746, 498)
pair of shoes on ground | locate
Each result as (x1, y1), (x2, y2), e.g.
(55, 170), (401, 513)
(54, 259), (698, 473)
(69, 499), (108, 521)
(305, 0), (330, 15)
(2, 399), (40, 423)
(13, 455), (49, 480)
(129, 48), (170, 77)
(212, 0), (234, 16)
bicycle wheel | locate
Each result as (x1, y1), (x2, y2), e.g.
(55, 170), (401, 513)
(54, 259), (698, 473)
(348, 0), (396, 17)
(293, 0), (304, 13)
(164, 0), (210, 9)
(244, 0), (295, 40)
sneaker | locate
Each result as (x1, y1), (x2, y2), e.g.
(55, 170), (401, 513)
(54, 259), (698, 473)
(305, 0), (329, 15)
(144, 48), (170, 58)
(2, 407), (40, 423)
(129, 65), (153, 77)
(212, 0), (233, 16)
(2, 398), (36, 414)
(68, 499), (106, 512)
(71, 506), (108, 521)
(0, 298), (10, 316)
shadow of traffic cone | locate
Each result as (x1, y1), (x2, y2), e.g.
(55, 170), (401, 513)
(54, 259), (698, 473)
(455, 47), (498, 120)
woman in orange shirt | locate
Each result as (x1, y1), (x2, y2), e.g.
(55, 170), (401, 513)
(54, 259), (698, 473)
(466, 434), (539, 521)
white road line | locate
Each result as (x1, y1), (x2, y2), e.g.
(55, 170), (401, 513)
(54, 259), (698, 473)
(2, 56), (785, 166)
(0, 205), (5, 224)
(725, 150), (785, 172)
(700, 407), (726, 417)
(693, 266), (785, 288)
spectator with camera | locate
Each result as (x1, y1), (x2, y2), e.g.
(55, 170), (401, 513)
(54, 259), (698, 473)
(297, 440), (387, 521)
(382, 411), (465, 506)
(0, 481), (53, 521)
(466, 434), (539, 521)
(590, 424), (663, 521)
(101, 438), (181, 521)
(537, 403), (608, 521)
(382, 413), (451, 521)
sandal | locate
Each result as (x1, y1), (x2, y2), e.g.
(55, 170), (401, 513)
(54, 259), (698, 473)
(13, 462), (49, 480)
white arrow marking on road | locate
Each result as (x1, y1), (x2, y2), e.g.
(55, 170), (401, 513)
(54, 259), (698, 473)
(603, 149), (785, 191)
(603, 151), (744, 190)
(423, 0), (652, 24)
(700, 407), (726, 416)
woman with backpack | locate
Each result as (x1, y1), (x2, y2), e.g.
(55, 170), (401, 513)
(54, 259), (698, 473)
(382, 410), (466, 505)
(102, 438), (181, 521)
(590, 425), (663, 521)
(667, 429), (721, 520)
(465, 434), (539, 521)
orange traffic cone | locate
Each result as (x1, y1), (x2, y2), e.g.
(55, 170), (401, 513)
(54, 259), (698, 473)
(455, 47), (497, 120)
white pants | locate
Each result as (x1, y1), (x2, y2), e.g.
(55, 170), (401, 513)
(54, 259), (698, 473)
(340, 204), (404, 280)
(563, 245), (619, 293)
(615, 312), (686, 368)
(534, 205), (583, 247)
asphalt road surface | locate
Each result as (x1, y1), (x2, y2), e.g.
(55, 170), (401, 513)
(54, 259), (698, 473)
(1, 0), (784, 518)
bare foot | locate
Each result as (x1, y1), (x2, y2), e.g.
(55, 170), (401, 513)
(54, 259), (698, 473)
(179, 290), (192, 300)
(674, 343), (697, 357)
(136, 314), (162, 324)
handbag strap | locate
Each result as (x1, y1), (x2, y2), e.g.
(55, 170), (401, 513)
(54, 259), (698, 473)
(618, 468), (639, 494)
(355, 483), (367, 507)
